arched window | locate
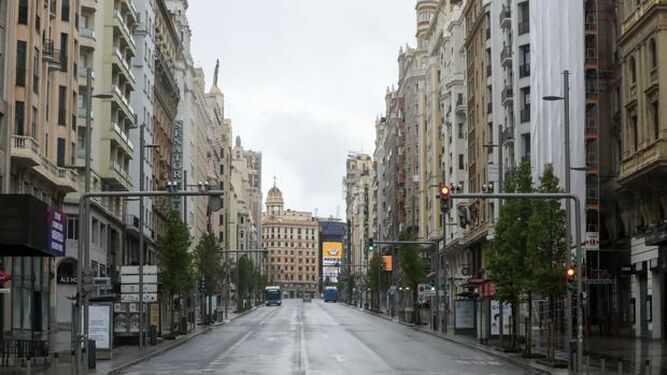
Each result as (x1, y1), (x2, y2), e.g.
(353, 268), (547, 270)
(650, 39), (657, 68)
(629, 56), (637, 83)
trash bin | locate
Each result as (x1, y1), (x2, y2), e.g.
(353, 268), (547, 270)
(180, 317), (188, 334)
(88, 339), (96, 369)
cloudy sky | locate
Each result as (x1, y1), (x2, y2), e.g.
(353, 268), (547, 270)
(188, 1), (415, 218)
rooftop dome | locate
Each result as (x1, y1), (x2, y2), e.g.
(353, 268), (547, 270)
(266, 178), (284, 206)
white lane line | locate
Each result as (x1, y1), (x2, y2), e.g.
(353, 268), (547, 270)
(212, 307), (279, 363)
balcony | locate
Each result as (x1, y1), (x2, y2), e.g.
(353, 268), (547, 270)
(501, 45), (512, 67)
(499, 5), (511, 29)
(456, 99), (467, 116)
(56, 167), (79, 192)
(113, 47), (136, 83)
(80, 27), (96, 41)
(113, 10), (136, 51)
(519, 63), (530, 78)
(111, 121), (134, 152)
(619, 139), (667, 188)
(501, 86), (514, 106)
(42, 39), (62, 70)
(78, 66), (95, 80)
(520, 106), (531, 123)
(112, 84), (135, 119)
(11, 135), (41, 167)
(501, 126), (515, 144)
(102, 159), (131, 191)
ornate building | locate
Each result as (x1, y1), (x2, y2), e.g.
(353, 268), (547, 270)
(263, 182), (319, 298)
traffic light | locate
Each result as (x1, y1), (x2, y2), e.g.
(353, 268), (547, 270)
(439, 184), (451, 213)
(366, 238), (374, 253)
(566, 267), (576, 292)
(0, 271), (11, 288)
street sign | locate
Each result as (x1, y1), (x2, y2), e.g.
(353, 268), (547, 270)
(93, 277), (111, 288)
(120, 293), (158, 303)
(0, 288), (10, 294)
(121, 284), (157, 293)
(120, 265), (158, 275)
(121, 274), (157, 284)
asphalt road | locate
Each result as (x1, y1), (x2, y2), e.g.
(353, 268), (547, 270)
(119, 299), (531, 375)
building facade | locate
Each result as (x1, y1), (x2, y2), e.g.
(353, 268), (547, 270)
(263, 183), (319, 298)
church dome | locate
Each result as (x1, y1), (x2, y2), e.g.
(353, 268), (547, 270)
(266, 184), (284, 206)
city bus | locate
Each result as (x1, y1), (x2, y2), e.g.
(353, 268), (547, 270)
(265, 286), (282, 306)
(324, 286), (338, 302)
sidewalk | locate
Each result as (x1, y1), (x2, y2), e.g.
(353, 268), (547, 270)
(346, 303), (667, 374)
(2, 306), (255, 375)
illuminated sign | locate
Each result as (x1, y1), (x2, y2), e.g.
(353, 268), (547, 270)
(171, 120), (184, 211)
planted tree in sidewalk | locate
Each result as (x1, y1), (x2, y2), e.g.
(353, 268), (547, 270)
(398, 227), (425, 324)
(235, 255), (255, 311)
(367, 251), (389, 311)
(526, 164), (567, 360)
(194, 232), (222, 324)
(158, 210), (193, 337)
(487, 161), (534, 350)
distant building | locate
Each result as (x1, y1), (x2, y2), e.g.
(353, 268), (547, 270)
(318, 218), (347, 290)
(262, 182), (319, 298)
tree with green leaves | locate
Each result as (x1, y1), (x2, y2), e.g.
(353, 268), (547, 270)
(193, 232), (222, 324)
(235, 255), (255, 311)
(526, 164), (567, 360)
(487, 161), (534, 349)
(367, 251), (389, 311)
(398, 227), (425, 323)
(157, 210), (193, 337)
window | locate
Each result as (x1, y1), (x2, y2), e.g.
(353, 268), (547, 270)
(33, 48), (40, 93)
(67, 217), (79, 239)
(631, 115), (638, 151)
(650, 39), (657, 68)
(16, 40), (27, 87)
(57, 138), (65, 167)
(18, 0), (28, 24)
(58, 86), (67, 125)
(459, 154), (464, 170)
(31, 107), (37, 137)
(629, 56), (636, 83)
(652, 102), (659, 140)
(61, 0), (70, 22)
(458, 123), (464, 139)
(15, 101), (25, 135)
(60, 33), (68, 72)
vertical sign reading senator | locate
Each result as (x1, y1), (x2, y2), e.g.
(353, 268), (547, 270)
(171, 120), (184, 212)
(47, 207), (67, 257)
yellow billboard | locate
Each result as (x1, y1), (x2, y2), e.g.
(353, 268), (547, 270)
(322, 242), (343, 258)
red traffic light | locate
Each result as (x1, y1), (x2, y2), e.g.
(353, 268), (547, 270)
(0, 270), (11, 287)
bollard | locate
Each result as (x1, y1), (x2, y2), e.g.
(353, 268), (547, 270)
(150, 325), (158, 345)
(54, 352), (59, 375)
(87, 340), (96, 369)
(601, 358), (606, 373)
(584, 355), (590, 373)
(645, 359), (651, 374)
(26, 355), (31, 375)
(617, 359), (622, 375)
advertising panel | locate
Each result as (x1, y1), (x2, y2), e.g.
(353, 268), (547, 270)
(89, 304), (112, 350)
(47, 207), (67, 256)
(322, 242), (342, 283)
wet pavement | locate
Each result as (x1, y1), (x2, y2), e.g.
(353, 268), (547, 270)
(119, 299), (531, 375)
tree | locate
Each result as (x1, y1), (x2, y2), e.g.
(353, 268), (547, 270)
(398, 227), (425, 323)
(526, 164), (567, 360)
(157, 210), (193, 337)
(367, 251), (389, 311)
(235, 255), (255, 311)
(487, 161), (534, 349)
(194, 232), (222, 324)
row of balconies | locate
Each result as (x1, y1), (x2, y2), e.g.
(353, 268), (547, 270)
(113, 47), (136, 83)
(113, 9), (136, 50)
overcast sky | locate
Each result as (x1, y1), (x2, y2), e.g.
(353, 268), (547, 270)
(188, 1), (415, 218)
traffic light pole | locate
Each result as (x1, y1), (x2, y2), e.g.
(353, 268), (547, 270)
(449, 192), (584, 373)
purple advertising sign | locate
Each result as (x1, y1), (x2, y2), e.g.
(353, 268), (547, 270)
(47, 207), (67, 257)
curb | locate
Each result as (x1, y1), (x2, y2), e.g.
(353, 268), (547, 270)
(109, 306), (260, 374)
(345, 304), (552, 375)
(416, 328), (553, 375)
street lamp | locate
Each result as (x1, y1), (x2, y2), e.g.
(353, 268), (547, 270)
(542, 70), (581, 373)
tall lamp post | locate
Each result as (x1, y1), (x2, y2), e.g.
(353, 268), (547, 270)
(76, 68), (112, 375)
(543, 70), (583, 373)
